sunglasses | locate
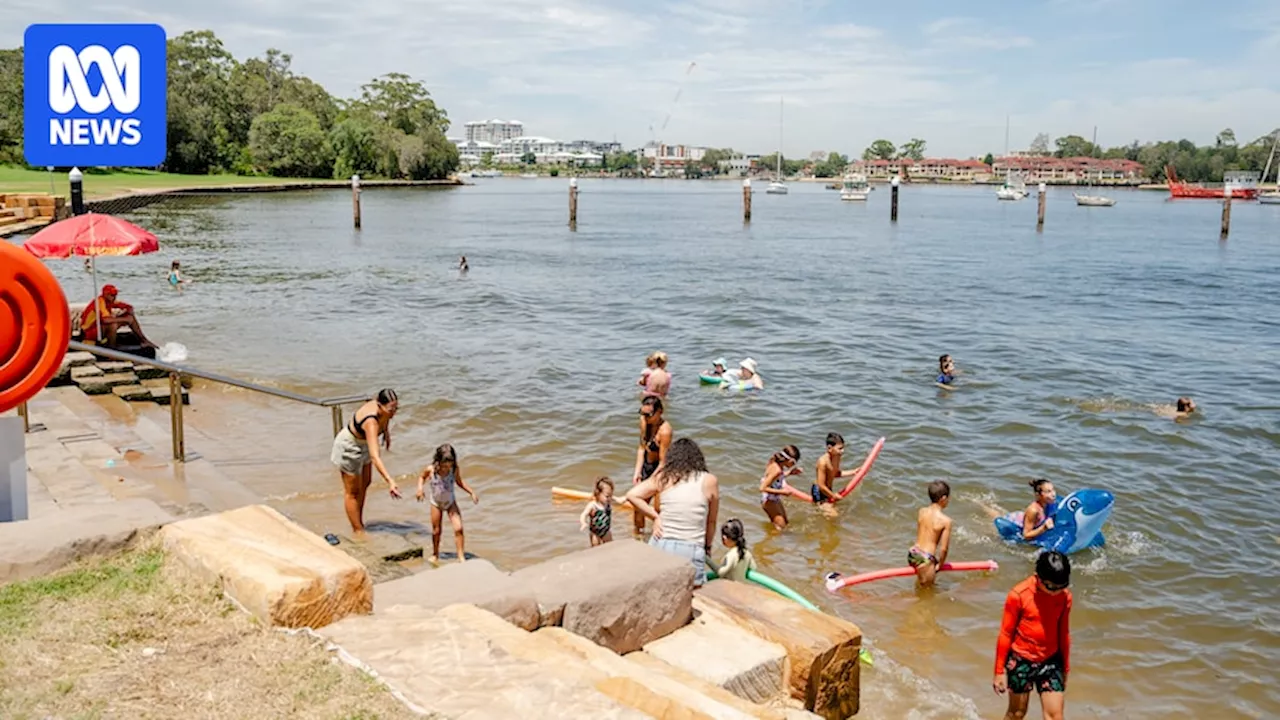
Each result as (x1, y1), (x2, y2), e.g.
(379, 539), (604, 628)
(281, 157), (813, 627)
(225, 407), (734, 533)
(1040, 578), (1069, 592)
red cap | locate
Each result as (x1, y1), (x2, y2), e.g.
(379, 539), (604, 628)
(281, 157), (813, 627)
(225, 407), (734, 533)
(101, 284), (118, 296)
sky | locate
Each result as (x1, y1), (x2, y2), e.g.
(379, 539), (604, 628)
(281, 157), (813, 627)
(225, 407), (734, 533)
(7, 0), (1280, 158)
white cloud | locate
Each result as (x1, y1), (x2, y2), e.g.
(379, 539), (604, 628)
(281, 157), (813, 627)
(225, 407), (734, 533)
(3, 1), (1275, 156)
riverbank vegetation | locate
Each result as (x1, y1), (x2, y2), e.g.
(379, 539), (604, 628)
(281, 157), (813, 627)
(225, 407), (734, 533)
(0, 31), (458, 181)
(0, 541), (419, 719)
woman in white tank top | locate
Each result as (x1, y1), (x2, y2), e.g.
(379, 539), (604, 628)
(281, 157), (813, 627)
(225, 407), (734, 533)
(626, 438), (720, 586)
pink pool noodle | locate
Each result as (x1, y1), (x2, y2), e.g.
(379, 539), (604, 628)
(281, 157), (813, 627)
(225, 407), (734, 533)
(825, 560), (999, 592)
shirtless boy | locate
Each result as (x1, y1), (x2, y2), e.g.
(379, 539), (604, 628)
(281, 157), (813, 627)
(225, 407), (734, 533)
(812, 432), (854, 516)
(909, 480), (953, 587)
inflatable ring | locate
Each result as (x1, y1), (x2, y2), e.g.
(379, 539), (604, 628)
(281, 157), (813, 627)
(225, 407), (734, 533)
(0, 243), (70, 413)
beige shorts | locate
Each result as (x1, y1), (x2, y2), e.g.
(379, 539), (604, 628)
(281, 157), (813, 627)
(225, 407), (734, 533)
(330, 428), (370, 475)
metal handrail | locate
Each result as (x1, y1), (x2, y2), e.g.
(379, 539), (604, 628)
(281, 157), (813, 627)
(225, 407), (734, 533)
(20, 340), (370, 461)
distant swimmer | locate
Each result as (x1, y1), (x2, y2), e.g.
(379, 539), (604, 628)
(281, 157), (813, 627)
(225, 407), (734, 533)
(936, 354), (956, 388)
(728, 358), (763, 390)
(909, 480), (953, 587)
(458, 255), (469, 272)
(1153, 397), (1197, 421)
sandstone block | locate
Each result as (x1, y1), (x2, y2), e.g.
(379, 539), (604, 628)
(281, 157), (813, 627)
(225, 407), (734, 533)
(321, 606), (647, 719)
(75, 372), (138, 395)
(696, 580), (862, 720)
(111, 384), (153, 401)
(0, 498), (174, 584)
(69, 365), (104, 380)
(442, 603), (766, 720)
(150, 386), (189, 405)
(539, 626), (777, 720)
(643, 606), (790, 703)
(375, 558), (539, 630)
(511, 538), (694, 653)
(95, 361), (135, 374)
(135, 366), (169, 381)
(161, 504), (371, 629)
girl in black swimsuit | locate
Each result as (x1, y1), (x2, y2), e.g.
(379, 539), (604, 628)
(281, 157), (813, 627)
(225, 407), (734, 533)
(632, 396), (672, 535)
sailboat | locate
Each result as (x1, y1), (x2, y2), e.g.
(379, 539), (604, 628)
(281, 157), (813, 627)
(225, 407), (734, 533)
(766, 97), (788, 194)
(996, 114), (1027, 201)
(1259, 130), (1280, 205)
(1074, 126), (1116, 206)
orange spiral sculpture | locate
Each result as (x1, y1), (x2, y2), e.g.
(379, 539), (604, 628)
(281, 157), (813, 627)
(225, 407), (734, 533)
(0, 242), (70, 413)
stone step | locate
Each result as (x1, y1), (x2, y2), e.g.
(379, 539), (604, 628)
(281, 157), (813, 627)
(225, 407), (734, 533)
(75, 371), (139, 395)
(70, 365), (104, 381)
(112, 384), (154, 402)
(0, 214), (23, 227)
(95, 361), (136, 374)
(149, 386), (190, 405)
(320, 606), (650, 719)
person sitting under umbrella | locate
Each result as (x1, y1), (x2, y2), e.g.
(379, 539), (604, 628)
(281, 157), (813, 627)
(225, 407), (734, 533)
(80, 284), (158, 349)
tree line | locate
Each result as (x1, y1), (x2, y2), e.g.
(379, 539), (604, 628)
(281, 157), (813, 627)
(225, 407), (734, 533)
(857, 130), (1279, 183)
(0, 31), (459, 180)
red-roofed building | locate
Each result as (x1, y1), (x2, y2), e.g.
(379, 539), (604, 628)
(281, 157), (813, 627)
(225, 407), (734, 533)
(992, 156), (1147, 184)
(850, 157), (994, 182)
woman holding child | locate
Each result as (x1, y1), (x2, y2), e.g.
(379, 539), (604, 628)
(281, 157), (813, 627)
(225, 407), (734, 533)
(626, 438), (720, 586)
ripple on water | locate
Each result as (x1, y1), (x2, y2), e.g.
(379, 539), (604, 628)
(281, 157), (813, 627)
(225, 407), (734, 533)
(67, 183), (1280, 718)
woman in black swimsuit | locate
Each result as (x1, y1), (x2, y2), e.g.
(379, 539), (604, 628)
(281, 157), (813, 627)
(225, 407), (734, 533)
(330, 388), (402, 532)
(632, 396), (673, 535)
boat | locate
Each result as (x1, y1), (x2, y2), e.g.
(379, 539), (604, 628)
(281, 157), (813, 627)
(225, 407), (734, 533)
(996, 115), (1028, 200)
(1074, 193), (1116, 207)
(1073, 126), (1116, 207)
(1166, 165), (1259, 200)
(1259, 131), (1280, 204)
(839, 172), (870, 201)
(765, 97), (788, 194)
(996, 178), (1027, 201)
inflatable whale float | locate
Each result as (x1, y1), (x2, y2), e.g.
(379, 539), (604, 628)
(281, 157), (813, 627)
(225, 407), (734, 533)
(994, 488), (1115, 555)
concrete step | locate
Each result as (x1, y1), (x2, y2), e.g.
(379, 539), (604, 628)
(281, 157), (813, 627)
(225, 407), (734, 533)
(0, 214), (23, 227)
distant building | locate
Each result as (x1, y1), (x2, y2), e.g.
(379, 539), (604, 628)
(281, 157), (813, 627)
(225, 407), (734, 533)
(992, 156), (1147, 184)
(852, 158), (993, 182)
(637, 143), (709, 174)
(717, 153), (757, 177)
(465, 119), (524, 145)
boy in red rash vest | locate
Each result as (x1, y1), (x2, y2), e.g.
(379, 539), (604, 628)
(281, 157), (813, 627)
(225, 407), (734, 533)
(994, 550), (1072, 720)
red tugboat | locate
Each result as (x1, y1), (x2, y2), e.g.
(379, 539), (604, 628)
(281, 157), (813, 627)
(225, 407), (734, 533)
(1166, 165), (1259, 199)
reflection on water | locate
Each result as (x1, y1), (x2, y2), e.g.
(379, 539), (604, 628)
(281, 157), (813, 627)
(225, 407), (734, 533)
(24, 180), (1280, 717)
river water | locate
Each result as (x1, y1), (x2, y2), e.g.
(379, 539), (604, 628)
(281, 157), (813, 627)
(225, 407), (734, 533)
(34, 179), (1280, 718)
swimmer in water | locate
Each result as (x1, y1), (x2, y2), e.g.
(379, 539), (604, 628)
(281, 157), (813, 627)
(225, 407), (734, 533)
(579, 476), (614, 547)
(909, 480), (952, 587)
(1022, 478), (1057, 540)
(638, 351), (671, 398)
(812, 432), (859, 516)
(731, 358), (764, 390)
(759, 445), (803, 530)
(937, 354), (956, 386)
(458, 255), (469, 273)
(1175, 397), (1196, 418)
(168, 260), (186, 291)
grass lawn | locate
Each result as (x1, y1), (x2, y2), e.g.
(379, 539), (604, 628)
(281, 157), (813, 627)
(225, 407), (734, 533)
(0, 165), (335, 199)
(0, 540), (424, 720)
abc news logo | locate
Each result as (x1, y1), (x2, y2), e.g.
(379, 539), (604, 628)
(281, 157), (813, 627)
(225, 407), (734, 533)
(24, 24), (166, 167)
(48, 44), (143, 146)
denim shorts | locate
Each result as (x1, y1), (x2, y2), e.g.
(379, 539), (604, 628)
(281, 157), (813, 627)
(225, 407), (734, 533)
(649, 536), (706, 587)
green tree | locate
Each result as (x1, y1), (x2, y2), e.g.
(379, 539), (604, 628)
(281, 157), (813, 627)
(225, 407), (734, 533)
(813, 152), (849, 178)
(1029, 133), (1051, 156)
(982, 152), (994, 166)
(899, 138), (927, 161)
(248, 103), (333, 177)
(165, 30), (237, 173)
(1054, 134), (1097, 158)
(356, 73), (447, 137)
(605, 152), (637, 172)
(521, 151), (537, 165)
(0, 48), (23, 164)
(481, 151), (494, 168)
(862, 140), (896, 161)
(329, 115), (381, 179)
(1215, 128), (1237, 147)
(684, 158), (703, 179)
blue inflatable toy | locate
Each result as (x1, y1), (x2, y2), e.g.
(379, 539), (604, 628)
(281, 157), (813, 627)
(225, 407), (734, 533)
(994, 489), (1115, 555)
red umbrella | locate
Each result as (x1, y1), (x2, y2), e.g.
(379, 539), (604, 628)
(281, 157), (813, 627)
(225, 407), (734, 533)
(22, 213), (161, 341)
(23, 213), (160, 258)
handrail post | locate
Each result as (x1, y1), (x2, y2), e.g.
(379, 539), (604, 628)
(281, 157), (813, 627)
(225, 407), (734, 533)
(169, 372), (186, 462)
(17, 402), (29, 434)
(331, 406), (344, 437)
